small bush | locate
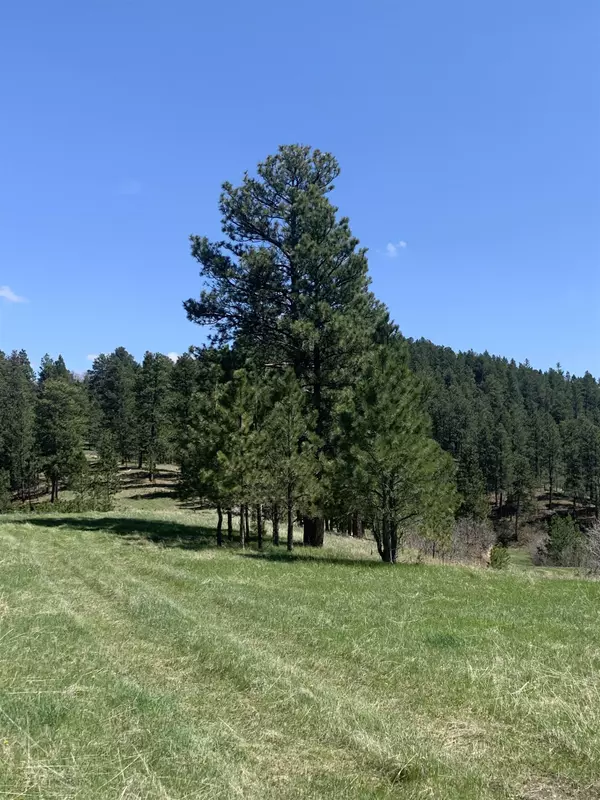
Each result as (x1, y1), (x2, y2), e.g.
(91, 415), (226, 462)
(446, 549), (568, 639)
(584, 521), (600, 574)
(490, 544), (510, 570)
(546, 516), (584, 567)
(450, 517), (496, 564)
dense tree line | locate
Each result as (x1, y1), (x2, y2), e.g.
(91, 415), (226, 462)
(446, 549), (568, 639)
(0, 146), (597, 563)
(0, 348), (176, 510)
(407, 340), (600, 529)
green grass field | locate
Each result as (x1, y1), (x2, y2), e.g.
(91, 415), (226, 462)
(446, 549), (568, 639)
(0, 475), (599, 798)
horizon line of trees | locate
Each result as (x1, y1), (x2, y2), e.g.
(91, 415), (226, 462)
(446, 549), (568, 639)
(1, 335), (598, 555)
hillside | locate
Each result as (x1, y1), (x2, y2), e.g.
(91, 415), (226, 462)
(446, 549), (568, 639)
(0, 479), (598, 799)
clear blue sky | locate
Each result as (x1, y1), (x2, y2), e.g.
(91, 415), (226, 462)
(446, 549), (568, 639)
(1, 0), (598, 376)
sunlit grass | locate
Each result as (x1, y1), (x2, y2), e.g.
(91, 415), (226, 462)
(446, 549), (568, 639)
(0, 488), (598, 798)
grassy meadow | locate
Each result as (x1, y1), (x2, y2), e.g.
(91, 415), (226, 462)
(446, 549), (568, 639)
(0, 470), (599, 798)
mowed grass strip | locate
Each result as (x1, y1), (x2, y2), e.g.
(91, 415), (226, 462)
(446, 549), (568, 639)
(0, 512), (599, 799)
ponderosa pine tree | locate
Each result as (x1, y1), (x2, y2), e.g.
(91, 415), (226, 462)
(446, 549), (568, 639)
(491, 421), (512, 513)
(178, 357), (232, 546)
(259, 369), (318, 551)
(93, 431), (120, 509)
(562, 419), (585, 512)
(540, 412), (561, 508)
(87, 348), (139, 464)
(170, 352), (200, 461)
(36, 378), (87, 502)
(135, 352), (174, 481)
(184, 145), (383, 546)
(579, 419), (600, 516)
(4, 351), (37, 502)
(456, 431), (488, 520)
(38, 353), (71, 384)
(339, 339), (457, 563)
(214, 369), (263, 549)
(510, 409), (533, 537)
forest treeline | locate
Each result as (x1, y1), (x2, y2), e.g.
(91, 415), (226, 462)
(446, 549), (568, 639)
(1, 146), (598, 563)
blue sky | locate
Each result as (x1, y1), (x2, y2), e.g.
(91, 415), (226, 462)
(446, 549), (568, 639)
(1, 0), (598, 376)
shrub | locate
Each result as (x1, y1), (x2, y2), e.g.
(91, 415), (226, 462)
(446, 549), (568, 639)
(490, 545), (510, 570)
(546, 516), (584, 567)
(449, 517), (496, 564)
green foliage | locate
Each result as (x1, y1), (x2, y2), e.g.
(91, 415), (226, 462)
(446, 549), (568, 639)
(36, 378), (87, 502)
(407, 340), (600, 519)
(259, 369), (319, 550)
(0, 351), (37, 500)
(546, 515), (584, 567)
(456, 435), (488, 520)
(92, 432), (120, 510)
(185, 145), (388, 540)
(1, 145), (599, 545)
(87, 348), (139, 463)
(136, 352), (174, 479)
(38, 353), (71, 384)
(339, 340), (458, 562)
(489, 544), (510, 570)
(0, 469), (12, 512)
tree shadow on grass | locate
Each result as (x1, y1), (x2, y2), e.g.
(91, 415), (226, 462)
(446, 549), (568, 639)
(127, 490), (177, 501)
(7, 516), (424, 566)
(238, 549), (422, 569)
(119, 481), (176, 491)
(9, 516), (218, 550)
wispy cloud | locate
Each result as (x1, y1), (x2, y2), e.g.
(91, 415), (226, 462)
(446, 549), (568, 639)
(385, 240), (407, 258)
(86, 354), (99, 362)
(167, 352), (179, 363)
(0, 285), (26, 303)
(117, 179), (142, 196)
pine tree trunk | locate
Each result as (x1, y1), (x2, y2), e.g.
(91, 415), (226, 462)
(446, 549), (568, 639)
(303, 517), (311, 545)
(381, 518), (392, 563)
(50, 478), (56, 503)
(244, 505), (250, 542)
(549, 468), (553, 509)
(227, 510), (233, 542)
(239, 505), (245, 549)
(216, 505), (223, 547)
(515, 496), (520, 539)
(352, 513), (364, 539)
(256, 504), (263, 550)
(304, 516), (324, 547)
(272, 505), (280, 546)
(308, 340), (325, 548)
(390, 523), (398, 564)
(314, 517), (324, 547)
(287, 485), (294, 551)
(138, 452), (143, 469)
